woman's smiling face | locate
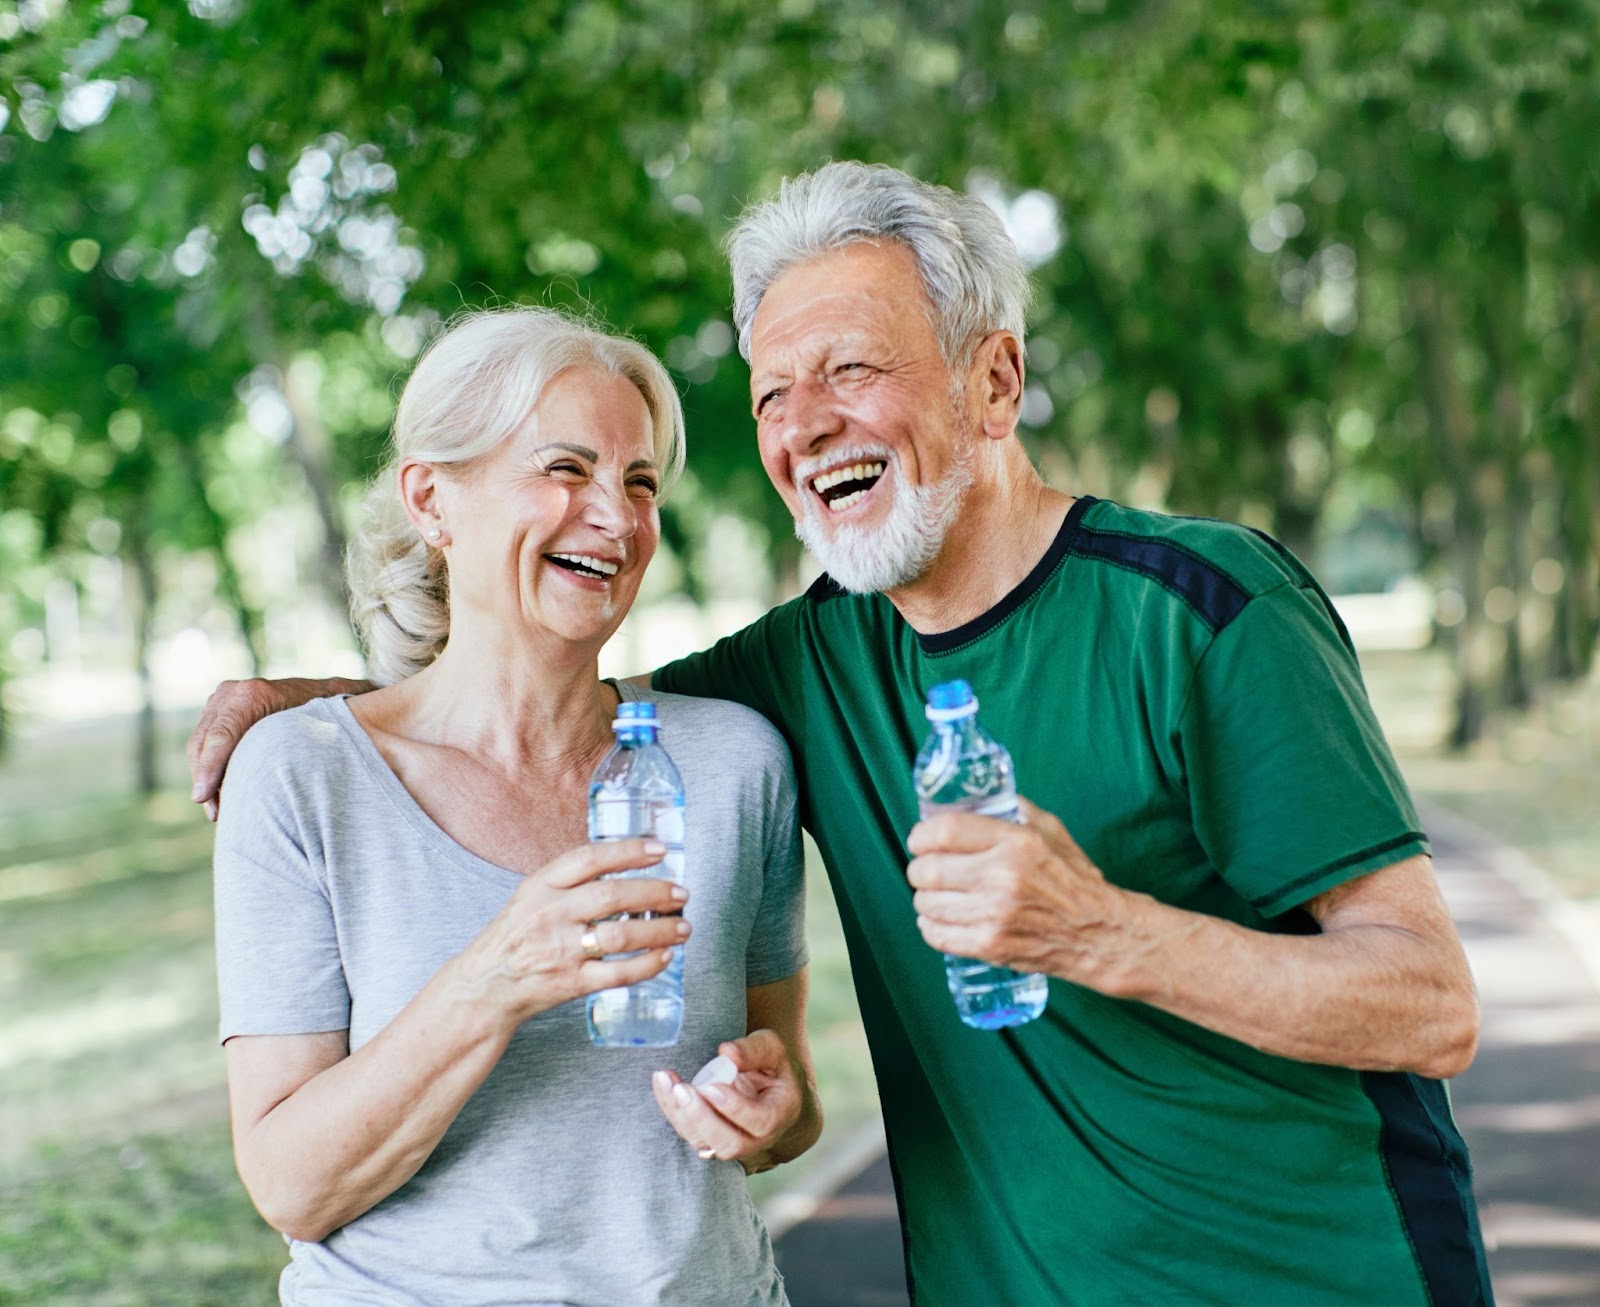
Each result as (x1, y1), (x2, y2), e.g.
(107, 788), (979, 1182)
(435, 365), (661, 650)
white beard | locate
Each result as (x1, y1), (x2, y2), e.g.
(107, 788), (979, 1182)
(795, 447), (975, 594)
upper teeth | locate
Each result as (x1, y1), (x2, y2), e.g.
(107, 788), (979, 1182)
(812, 462), (886, 495)
(550, 553), (619, 576)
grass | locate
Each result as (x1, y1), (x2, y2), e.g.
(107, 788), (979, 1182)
(1, 651), (1593, 1300)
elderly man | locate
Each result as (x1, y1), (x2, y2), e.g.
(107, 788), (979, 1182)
(191, 162), (1491, 1303)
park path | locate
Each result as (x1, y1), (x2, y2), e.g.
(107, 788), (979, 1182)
(772, 803), (1600, 1307)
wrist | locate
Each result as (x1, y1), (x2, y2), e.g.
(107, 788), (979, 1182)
(1045, 883), (1158, 1000)
(434, 950), (523, 1048)
(1083, 889), (1190, 1003)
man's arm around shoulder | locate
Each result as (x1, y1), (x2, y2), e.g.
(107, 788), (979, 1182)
(188, 676), (374, 820)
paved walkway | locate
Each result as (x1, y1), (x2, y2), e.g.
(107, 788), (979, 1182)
(772, 804), (1600, 1306)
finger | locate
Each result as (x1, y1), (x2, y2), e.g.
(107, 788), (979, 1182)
(718, 1029), (786, 1076)
(564, 876), (688, 922)
(905, 850), (985, 893)
(1016, 796), (1073, 843)
(203, 799), (219, 823)
(587, 915), (691, 957)
(698, 1073), (797, 1140)
(906, 811), (1015, 858)
(580, 948), (676, 993)
(543, 838), (674, 890)
(184, 695), (218, 771)
(650, 1070), (687, 1129)
(916, 913), (984, 959)
(650, 1071), (722, 1148)
(665, 1081), (757, 1158)
(910, 888), (988, 925)
(188, 696), (242, 803)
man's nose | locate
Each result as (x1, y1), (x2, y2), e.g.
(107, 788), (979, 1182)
(779, 375), (845, 455)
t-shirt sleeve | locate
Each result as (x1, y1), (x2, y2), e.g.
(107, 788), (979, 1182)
(743, 743), (809, 988)
(213, 725), (351, 1043)
(653, 601), (805, 747)
(1178, 581), (1429, 917)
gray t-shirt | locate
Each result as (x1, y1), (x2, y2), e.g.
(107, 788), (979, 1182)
(214, 686), (807, 1307)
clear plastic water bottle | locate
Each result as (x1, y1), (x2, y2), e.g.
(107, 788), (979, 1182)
(913, 679), (1048, 1030)
(586, 701), (686, 1047)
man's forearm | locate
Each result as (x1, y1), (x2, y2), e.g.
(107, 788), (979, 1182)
(1080, 863), (1478, 1079)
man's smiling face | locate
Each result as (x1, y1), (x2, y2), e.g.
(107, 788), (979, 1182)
(748, 241), (977, 594)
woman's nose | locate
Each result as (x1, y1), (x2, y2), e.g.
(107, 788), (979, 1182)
(580, 478), (638, 537)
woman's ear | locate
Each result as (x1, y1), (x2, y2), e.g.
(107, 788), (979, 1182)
(399, 460), (449, 546)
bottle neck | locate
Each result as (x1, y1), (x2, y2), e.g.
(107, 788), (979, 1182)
(614, 726), (659, 746)
(930, 712), (983, 745)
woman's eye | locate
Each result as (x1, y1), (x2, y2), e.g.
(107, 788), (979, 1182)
(547, 461), (585, 476)
(629, 477), (659, 496)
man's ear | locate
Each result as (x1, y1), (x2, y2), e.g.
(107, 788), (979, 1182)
(972, 330), (1025, 441)
(398, 459), (449, 546)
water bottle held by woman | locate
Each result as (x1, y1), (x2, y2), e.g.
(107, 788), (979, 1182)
(587, 701), (686, 1047)
(913, 680), (1048, 1030)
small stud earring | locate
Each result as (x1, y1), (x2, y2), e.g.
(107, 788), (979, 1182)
(427, 527), (442, 541)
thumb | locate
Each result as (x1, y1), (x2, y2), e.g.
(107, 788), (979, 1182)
(1017, 796), (1075, 846)
(719, 1029), (786, 1076)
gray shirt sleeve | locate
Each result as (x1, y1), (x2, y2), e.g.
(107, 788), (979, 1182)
(744, 758), (807, 988)
(213, 714), (351, 1041)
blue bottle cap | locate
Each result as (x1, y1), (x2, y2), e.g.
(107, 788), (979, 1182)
(613, 701), (658, 729)
(925, 679), (978, 721)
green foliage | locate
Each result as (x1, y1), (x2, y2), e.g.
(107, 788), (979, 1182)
(1, 0), (1596, 742)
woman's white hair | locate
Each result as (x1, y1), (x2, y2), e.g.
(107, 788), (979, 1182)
(727, 161), (1031, 364)
(346, 306), (685, 685)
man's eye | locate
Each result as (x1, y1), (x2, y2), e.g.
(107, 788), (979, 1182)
(758, 388), (786, 415)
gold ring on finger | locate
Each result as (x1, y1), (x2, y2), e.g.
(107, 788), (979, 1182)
(580, 927), (604, 961)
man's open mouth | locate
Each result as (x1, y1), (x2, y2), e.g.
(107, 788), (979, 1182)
(545, 552), (620, 580)
(810, 460), (886, 513)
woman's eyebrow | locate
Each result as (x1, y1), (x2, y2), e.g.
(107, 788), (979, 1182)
(531, 442), (598, 462)
(626, 458), (659, 473)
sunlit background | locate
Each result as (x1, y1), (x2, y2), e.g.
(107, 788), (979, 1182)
(2, 1), (1597, 1301)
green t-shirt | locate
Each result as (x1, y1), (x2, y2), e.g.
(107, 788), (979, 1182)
(658, 496), (1490, 1305)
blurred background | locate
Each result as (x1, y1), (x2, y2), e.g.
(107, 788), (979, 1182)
(1, 1), (1596, 1302)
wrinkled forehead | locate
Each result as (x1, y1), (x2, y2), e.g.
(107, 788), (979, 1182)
(748, 242), (941, 371)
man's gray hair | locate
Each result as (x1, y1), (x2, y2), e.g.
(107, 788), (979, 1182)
(727, 161), (1031, 364)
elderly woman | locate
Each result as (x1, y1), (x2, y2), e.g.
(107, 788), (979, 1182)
(212, 307), (820, 1305)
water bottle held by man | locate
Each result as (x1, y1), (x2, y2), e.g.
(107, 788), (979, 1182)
(914, 680), (1048, 1030)
(586, 701), (686, 1047)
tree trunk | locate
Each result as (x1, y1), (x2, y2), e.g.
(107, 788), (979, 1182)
(282, 359), (352, 609)
(126, 506), (160, 796)
(1410, 277), (1492, 749)
(1478, 299), (1534, 712)
(175, 441), (269, 675)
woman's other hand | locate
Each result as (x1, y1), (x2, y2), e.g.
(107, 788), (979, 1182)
(650, 1028), (810, 1174)
(451, 837), (689, 1027)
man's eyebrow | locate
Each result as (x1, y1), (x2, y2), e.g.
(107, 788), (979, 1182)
(531, 442), (598, 461)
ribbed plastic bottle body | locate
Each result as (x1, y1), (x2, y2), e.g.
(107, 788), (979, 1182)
(585, 724), (686, 1047)
(913, 708), (1048, 1030)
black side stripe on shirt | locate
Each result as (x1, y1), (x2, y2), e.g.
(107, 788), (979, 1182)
(1069, 526), (1252, 634)
(1361, 1071), (1491, 1306)
(1248, 830), (1429, 914)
